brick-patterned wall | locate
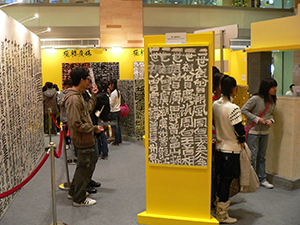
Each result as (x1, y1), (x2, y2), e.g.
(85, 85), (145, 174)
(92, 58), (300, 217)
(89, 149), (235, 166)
(247, 52), (272, 94)
(100, 0), (143, 48)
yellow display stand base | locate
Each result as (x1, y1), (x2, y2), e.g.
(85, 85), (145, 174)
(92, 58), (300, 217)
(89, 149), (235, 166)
(137, 212), (219, 225)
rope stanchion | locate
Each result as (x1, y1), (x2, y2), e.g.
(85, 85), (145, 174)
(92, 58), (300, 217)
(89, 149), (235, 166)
(50, 112), (61, 130)
(0, 152), (50, 198)
(53, 130), (63, 159)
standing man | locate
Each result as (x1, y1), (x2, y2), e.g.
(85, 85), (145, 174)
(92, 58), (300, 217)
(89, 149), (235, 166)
(63, 67), (103, 207)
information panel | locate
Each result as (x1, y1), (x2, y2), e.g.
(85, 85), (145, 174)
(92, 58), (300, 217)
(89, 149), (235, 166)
(148, 46), (209, 166)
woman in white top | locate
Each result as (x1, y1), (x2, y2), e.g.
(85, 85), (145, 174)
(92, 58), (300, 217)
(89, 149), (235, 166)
(213, 75), (245, 224)
(108, 79), (122, 145)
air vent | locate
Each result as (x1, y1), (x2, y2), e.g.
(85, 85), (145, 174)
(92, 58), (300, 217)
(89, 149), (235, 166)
(230, 39), (251, 50)
(41, 38), (100, 49)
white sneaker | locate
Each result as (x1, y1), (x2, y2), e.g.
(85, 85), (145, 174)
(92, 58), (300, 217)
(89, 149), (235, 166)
(68, 192), (89, 199)
(73, 197), (97, 207)
(261, 181), (274, 189)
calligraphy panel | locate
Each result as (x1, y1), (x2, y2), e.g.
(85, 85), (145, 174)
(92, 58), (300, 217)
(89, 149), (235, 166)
(0, 10), (43, 219)
(148, 46), (209, 166)
(133, 61), (144, 80)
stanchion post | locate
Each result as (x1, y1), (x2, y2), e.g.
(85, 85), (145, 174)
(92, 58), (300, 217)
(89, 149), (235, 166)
(49, 142), (57, 225)
(59, 124), (71, 190)
(48, 142), (67, 225)
(48, 109), (52, 143)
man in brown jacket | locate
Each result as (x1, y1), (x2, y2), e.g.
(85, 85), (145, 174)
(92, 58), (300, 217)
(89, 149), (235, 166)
(63, 67), (103, 207)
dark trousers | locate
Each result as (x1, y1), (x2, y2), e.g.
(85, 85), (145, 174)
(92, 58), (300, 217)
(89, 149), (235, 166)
(44, 113), (57, 134)
(68, 146), (95, 203)
(215, 151), (240, 202)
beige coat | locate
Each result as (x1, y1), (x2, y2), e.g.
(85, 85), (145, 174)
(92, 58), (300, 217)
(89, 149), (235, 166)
(240, 143), (260, 192)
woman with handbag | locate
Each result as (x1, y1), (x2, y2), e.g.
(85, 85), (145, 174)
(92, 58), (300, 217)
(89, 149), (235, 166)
(107, 79), (122, 146)
(241, 78), (277, 189)
(213, 75), (245, 224)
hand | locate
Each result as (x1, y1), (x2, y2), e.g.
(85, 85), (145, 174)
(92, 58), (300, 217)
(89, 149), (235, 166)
(258, 117), (266, 125)
(241, 142), (245, 149)
(266, 120), (273, 127)
(95, 125), (104, 133)
(91, 85), (99, 94)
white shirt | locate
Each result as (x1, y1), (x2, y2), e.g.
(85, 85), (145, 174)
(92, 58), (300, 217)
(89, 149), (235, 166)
(109, 89), (121, 112)
(213, 96), (243, 153)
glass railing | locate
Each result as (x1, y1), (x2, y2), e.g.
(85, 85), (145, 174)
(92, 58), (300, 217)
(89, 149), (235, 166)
(0, 0), (100, 3)
(0, 0), (292, 8)
(143, 0), (294, 9)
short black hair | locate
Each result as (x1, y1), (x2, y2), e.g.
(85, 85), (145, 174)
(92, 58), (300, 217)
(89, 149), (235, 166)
(221, 75), (237, 99)
(70, 67), (89, 86)
(290, 84), (295, 89)
(45, 82), (53, 88)
(63, 79), (73, 86)
(213, 66), (220, 75)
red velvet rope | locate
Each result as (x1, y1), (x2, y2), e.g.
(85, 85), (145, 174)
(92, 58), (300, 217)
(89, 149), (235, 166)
(50, 112), (61, 130)
(63, 123), (70, 138)
(0, 153), (50, 198)
(53, 130), (63, 158)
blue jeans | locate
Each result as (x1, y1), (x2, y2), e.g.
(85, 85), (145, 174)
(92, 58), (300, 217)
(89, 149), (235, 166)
(111, 111), (122, 144)
(99, 131), (109, 158)
(247, 134), (269, 183)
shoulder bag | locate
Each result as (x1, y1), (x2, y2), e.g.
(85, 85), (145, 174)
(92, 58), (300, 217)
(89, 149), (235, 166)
(244, 102), (270, 141)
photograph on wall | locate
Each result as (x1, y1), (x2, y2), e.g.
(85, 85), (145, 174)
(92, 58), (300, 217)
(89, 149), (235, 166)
(148, 46), (209, 166)
(90, 62), (119, 84)
(62, 63), (91, 83)
(62, 62), (119, 85)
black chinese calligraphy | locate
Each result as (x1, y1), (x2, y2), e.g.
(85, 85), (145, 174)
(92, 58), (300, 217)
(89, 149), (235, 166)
(0, 38), (44, 219)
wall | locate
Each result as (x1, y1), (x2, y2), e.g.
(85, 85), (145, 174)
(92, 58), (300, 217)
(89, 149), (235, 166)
(100, 0), (143, 48)
(41, 48), (144, 89)
(0, 10), (44, 220)
(143, 5), (293, 31)
(215, 49), (247, 86)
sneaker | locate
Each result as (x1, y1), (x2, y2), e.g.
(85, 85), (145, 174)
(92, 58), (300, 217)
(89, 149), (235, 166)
(261, 181), (274, 189)
(73, 197), (97, 207)
(111, 142), (119, 146)
(68, 192), (89, 199)
(89, 180), (101, 188)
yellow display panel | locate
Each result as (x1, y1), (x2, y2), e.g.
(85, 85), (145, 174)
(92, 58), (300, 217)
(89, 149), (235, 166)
(41, 48), (144, 90)
(137, 33), (218, 225)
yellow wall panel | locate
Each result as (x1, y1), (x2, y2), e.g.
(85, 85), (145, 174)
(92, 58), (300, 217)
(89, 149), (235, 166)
(41, 48), (144, 90)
